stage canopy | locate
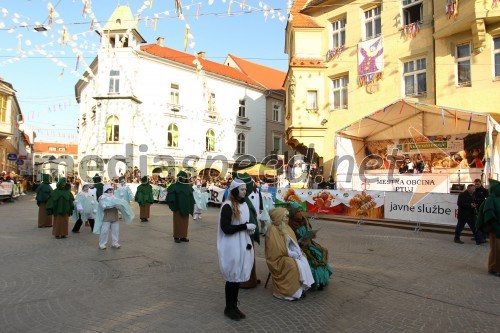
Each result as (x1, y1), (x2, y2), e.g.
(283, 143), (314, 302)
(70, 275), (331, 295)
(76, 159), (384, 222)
(335, 99), (500, 180)
(337, 99), (500, 141)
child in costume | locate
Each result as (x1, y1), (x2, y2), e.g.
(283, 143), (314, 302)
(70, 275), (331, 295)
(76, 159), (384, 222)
(72, 183), (98, 232)
(135, 176), (154, 222)
(94, 184), (135, 250)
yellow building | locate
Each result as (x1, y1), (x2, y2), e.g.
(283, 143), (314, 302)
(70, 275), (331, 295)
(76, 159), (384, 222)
(284, 0), (500, 178)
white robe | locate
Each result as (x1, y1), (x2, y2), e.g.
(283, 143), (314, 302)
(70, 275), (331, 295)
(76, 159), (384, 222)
(248, 190), (261, 221)
(217, 201), (254, 282)
(288, 237), (315, 289)
(72, 191), (97, 221)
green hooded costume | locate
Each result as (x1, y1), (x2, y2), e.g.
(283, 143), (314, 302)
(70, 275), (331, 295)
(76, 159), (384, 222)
(93, 174), (104, 200)
(476, 178), (500, 238)
(135, 176), (154, 206)
(166, 171), (195, 217)
(232, 172), (260, 244)
(35, 174), (53, 206)
(45, 177), (75, 216)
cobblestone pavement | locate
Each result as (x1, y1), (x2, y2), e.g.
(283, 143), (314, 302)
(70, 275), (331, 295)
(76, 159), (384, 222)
(1, 194), (499, 333)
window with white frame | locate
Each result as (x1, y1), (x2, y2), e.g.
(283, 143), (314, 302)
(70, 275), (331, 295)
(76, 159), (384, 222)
(237, 133), (246, 154)
(307, 90), (318, 110)
(331, 77), (349, 110)
(364, 6), (382, 39)
(108, 70), (120, 93)
(332, 18), (346, 48)
(0, 93), (7, 123)
(238, 99), (246, 117)
(206, 129), (215, 151)
(273, 135), (281, 154)
(208, 93), (216, 112)
(170, 83), (179, 105)
(273, 104), (280, 121)
(402, 0), (422, 25)
(456, 43), (471, 86)
(494, 37), (500, 78)
(105, 116), (120, 142)
(403, 58), (427, 96)
(167, 123), (178, 148)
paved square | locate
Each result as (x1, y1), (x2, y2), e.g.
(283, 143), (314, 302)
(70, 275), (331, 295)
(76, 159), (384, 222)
(1, 194), (498, 332)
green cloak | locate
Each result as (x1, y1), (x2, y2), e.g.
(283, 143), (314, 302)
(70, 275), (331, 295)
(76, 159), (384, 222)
(232, 172), (260, 244)
(476, 178), (500, 238)
(45, 177), (75, 216)
(135, 181), (154, 206)
(166, 171), (195, 217)
(35, 174), (53, 206)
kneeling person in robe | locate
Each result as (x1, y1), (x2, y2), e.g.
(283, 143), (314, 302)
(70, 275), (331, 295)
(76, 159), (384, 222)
(265, 207), (314, 301)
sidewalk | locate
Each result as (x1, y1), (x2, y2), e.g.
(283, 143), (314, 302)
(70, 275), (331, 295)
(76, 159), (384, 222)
(0, 194), (498, 332)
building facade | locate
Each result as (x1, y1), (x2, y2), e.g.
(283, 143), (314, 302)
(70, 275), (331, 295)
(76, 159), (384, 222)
(75, 5), (287, 180)
(33, 142), (78, 182)
(0, 78), (32, 176)
(284, 0), (500, 177)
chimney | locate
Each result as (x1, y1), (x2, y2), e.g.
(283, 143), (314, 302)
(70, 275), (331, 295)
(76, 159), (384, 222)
(197, 51), (205, 59)
(156, 37), (164, 47)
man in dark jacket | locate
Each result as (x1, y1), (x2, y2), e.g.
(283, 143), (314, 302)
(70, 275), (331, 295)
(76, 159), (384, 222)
(455, 184), (486, 244)
(474, 178), (489, 207)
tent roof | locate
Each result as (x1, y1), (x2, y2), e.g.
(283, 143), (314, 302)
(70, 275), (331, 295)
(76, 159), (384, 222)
(337, 99), (500, 141)
(238, 163), (277, 176)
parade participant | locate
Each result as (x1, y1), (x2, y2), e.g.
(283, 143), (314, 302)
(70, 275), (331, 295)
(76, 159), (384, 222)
(92, 174), (104, 200)
(288, 202), (333, 290)
(94, 184), (134, 250)
(265, 207), (314, 301)
(192, 183), (209, 220)
(72, 184), (98, 233)
(135, 176), (154, 222)
(259, 183), (274, 235)
(166, 171), (195, 243)
(232, 172), (260, 289)
(35, 174), (53, 228)
(248, 180), (262, 221)
(115, 178), (134, 204)
(455, 184), (486, 245)
(217, 178), (256, 320)
(45, 177), (75, 239)
(476, 179), (500, 276)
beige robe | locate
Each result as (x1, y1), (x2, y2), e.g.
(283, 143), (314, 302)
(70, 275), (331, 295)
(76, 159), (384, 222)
(265, 223), (301, 298)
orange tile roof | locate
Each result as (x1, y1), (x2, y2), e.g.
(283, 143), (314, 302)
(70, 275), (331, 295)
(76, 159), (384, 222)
(289, 0), (322, 28)
(34, 142), (78, 155)
(22, 133), (31, 145)
(140, 44), (263, 88)
(227, 54), (286, 90)
(289, 57), (327, 68)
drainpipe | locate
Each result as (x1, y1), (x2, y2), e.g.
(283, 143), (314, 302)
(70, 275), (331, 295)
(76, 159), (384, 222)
(431, 0), (437, 104)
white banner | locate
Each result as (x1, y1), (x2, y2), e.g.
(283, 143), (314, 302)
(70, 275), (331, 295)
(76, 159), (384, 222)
(353, 174), (450, 193)
(384, 192), (458, 226)
(207, 186), (226, 204)
(0, 182), (13, 197)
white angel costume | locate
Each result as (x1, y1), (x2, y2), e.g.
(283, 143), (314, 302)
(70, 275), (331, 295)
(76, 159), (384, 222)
(192, 184), (209, 220)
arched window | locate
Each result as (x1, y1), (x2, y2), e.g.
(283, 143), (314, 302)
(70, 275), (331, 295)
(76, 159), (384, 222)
(237, 133), (245, 154)
(106, 116), (119, 142)
(167, 123), (178, 148)
(206, 129), (215, 151)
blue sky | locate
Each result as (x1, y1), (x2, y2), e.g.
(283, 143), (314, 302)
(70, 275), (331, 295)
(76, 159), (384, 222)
(0, 0), (290, 144)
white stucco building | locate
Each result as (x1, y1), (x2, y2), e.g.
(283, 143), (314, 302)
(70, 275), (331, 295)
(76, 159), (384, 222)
(75, 5), (286, 179)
